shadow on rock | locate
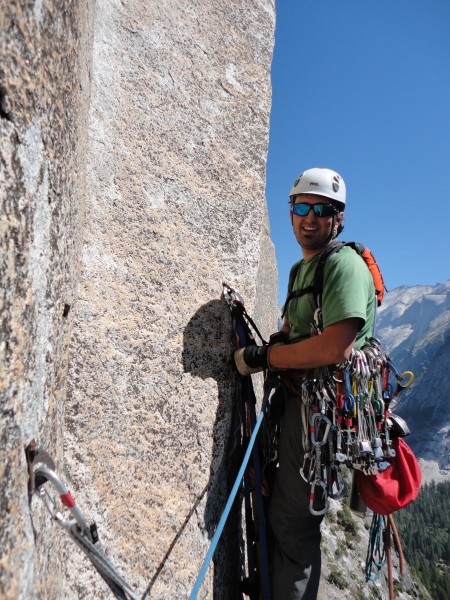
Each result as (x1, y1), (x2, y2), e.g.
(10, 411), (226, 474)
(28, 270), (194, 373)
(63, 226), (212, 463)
(183, 298), (243, 600)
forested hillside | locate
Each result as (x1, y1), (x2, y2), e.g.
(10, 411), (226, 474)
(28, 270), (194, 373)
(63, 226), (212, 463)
(395, 481), (450, 600)
(376, 281), (450, 472)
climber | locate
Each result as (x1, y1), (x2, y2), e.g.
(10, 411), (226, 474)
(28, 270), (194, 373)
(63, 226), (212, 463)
(234, 168), (377, 600)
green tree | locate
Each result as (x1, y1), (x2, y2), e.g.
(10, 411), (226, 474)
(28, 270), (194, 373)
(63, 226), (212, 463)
(394, 480), (450, 600)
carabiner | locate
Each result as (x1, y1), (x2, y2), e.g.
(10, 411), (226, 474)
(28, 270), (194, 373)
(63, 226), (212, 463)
(382, 383), (393, 402)
(359, 353), (370, 379)
(310, 413), (331, 446)
(372, 397), (384, 417)
(309, 479), (329, 516)
(344, 393), (355, 415)
(312, 307), (322, 334)
(327, 467), (348, 500)
(394, 370), (414, 397)
(299, 452), (312, 483)
(386, 356), (401, 376)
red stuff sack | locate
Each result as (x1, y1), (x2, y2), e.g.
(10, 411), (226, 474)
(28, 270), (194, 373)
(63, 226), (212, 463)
(355, 437), (422, 515)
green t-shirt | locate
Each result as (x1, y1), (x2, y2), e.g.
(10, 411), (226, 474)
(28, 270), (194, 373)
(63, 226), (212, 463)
(285, 245), (376, 349)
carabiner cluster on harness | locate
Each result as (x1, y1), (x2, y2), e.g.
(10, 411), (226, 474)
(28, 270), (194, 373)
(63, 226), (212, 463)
(299, 338), (413, 515)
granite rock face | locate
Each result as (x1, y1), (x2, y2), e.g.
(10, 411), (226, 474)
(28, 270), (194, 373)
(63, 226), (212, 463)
(0, 1), (93, 598)
(1, 1), (277, 599)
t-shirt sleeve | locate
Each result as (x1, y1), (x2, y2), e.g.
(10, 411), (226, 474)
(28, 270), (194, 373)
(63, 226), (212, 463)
(321, 248), (373, 330)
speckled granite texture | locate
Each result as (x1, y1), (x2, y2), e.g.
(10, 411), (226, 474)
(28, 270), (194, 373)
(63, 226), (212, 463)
(1, 1), (277, 598)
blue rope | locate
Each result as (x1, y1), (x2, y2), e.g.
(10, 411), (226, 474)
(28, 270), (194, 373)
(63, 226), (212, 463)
(188, 392), (270, 600)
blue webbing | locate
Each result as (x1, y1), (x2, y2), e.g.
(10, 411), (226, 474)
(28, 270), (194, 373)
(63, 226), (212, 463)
(188, 390), (270, 600)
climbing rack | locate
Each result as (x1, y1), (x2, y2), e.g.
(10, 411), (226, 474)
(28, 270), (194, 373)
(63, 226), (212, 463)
(297, 337), (414, 516)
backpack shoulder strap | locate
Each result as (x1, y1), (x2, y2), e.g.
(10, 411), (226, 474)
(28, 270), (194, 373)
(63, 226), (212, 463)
(311, 240), (345, 304)
(281, 260), (311, 319)
(287, 260), (302, 296)
(281, 241), (344, 319)
(281, 239), (386, 323)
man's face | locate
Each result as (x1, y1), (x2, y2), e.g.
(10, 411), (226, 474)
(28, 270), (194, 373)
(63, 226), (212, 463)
(291, 194), (343, 255)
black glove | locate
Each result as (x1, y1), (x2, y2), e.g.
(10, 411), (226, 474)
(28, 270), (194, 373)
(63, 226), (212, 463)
(268, 331), (289, 346)
(234, 331), (288, 376)
(234, 345), (268, 376)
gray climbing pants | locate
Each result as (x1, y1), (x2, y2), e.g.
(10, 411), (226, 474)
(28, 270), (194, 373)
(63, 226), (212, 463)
(269, 392), (323, 600)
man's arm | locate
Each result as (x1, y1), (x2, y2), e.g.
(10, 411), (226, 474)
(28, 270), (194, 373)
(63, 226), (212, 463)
(280, 317), (291, 336)
(268, 318), (362, 370)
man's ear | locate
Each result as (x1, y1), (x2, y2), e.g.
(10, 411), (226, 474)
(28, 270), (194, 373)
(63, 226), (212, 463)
(335, 211), (345, 235)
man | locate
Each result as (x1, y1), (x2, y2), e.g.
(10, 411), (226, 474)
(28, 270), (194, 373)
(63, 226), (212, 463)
(234, 167), (376, 599)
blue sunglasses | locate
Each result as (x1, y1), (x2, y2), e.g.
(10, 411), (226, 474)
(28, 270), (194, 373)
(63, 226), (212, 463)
(292, 202), (338, 218)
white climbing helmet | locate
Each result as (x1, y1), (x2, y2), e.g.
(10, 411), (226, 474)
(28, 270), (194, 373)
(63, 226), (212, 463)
(289, 167), (346, 206)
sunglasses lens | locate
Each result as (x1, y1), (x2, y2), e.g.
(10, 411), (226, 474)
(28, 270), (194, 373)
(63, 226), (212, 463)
(293, 203), (309, 216)
(293, 203), (336, 217)
(313, 204), (325, 217)
(314, 204), (337, 217)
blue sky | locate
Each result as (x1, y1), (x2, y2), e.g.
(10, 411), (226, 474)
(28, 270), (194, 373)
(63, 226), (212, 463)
(266, 0), (450, 302)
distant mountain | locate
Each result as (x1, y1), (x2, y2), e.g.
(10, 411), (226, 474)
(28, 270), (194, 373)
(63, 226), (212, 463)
(376, 280), (450, 480)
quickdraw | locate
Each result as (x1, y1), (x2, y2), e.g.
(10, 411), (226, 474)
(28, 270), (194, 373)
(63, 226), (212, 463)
(25, 441), (139, 600)
(298, 337), (414, 517)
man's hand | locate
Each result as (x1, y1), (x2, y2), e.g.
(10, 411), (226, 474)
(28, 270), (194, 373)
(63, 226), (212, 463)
(268, 331), (289, 346)
(234, 331), (289, 376)
(234, 345), (268, 376)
